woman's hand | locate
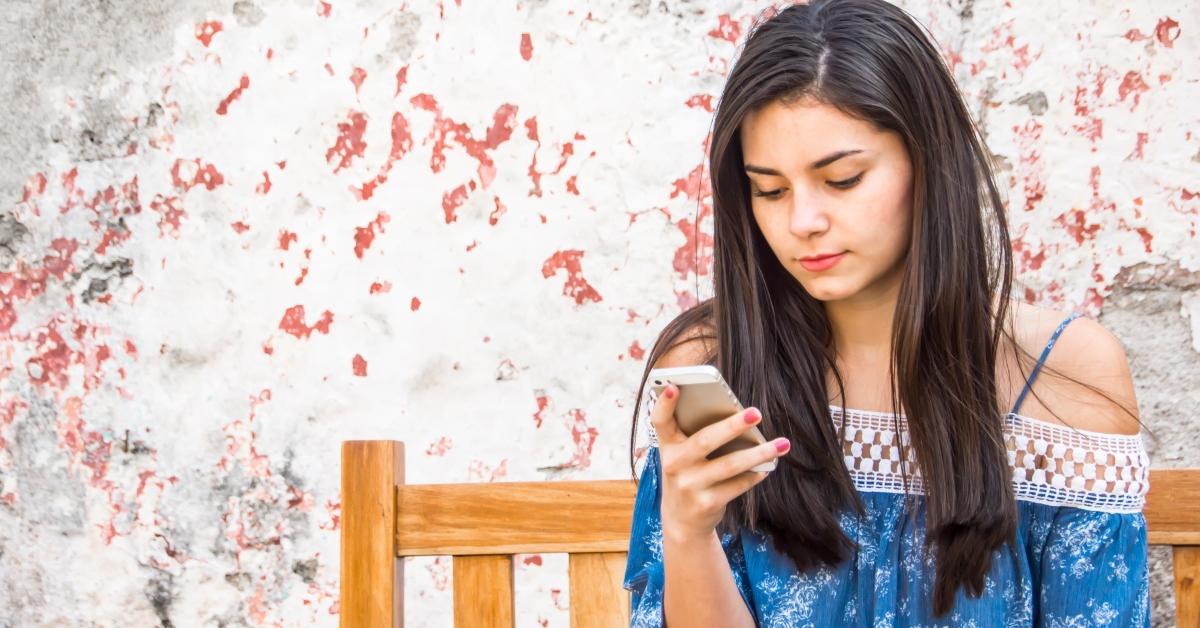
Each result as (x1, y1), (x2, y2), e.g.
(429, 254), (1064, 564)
(650, 383), (791, 543)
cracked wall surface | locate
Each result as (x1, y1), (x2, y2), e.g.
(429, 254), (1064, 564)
(0, 0), (1196, 626)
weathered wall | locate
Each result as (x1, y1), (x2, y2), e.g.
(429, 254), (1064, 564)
(0, 0), (1196, 625)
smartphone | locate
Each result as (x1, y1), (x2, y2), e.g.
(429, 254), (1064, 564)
(646, 364), (776, 472)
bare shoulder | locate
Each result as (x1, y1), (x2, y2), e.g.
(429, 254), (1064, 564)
(651, 322), (716, 370)
(1006, 299), (1140, 435)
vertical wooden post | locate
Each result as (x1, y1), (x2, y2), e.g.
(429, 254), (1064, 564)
(453, 555), (515, 627)
(569, 551), (630, 627)
(341, 441), (405, 627)
(1176, 545), (1199, 628)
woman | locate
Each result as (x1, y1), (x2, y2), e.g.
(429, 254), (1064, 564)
(623, 1), (1151, 626)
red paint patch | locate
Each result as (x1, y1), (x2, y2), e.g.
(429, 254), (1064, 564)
(1012, 119), (1046, 212)
(278, 305), (334, 339)
(532, 394), (550, 428)
(349, 67), (367, 94)
(20, 173), (47, 203)
(171, 158), (225, 192)
(442, 184), (470, 223)
(353, 212), (390, 258)
(1123, 28), (1150, 43)
(231, 221), (250, 233)
(565, 175), (579, 195)
(394, 66), (409, 97)
(1155, 17), (1180, 47)
(352, 354), (367, 376)
(255, 171), (271, 195)
(326, 111), (368, 173)
(520, 33), (533, 60)
(564, 409), (599, 471)
(1127, 132), (1148, 160)
(410, 297), (421, 311)
(317, 1), (332, 17)
(216, 74), (250, 115)
(196, 21), (223, 47)
(425, 436), (453, 456)
(1118, 71), (1149, 109)
(1136, 228), (1153, 253)
(685, 94), (714, 112)
(488, 196), (507, 226)
(673, 216), (715, 279)
(278, 230), (297, 250)
(523, 555), (543, 566)
(1011, 236), (1046, 272)
(541, 250), (602, 305)
(628, 340), (645, 360)
(708, 14), (741, 43)
(352, 112), (413, 200)
(149, 195), (186, 238)
(411, 94), (518, 188)
(369, 281), (391, 294)
(1056, 209), (1101, 245)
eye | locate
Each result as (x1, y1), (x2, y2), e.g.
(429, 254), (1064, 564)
(751, 188), (783, 199)
(828, 172), (864, 190)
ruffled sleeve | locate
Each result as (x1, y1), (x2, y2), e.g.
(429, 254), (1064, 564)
(622, 390), (756, 626)
(1005, 414), (1152, 626)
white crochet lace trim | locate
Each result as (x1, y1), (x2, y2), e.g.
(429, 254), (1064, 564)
(639, 392), (1149, 513)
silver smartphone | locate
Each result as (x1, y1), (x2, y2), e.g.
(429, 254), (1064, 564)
(646, 364), (776, 472)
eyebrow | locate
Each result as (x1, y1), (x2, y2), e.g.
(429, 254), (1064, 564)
(744, 149), (864, 175)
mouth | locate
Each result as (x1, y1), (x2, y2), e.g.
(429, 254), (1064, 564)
(796, 251), (847, 272)
(798, 252), (845, 262)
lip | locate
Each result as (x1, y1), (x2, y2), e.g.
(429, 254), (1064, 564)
(797, 251), (846, 272)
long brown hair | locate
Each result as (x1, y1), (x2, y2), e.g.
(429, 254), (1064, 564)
(627, 0), (1144, 617)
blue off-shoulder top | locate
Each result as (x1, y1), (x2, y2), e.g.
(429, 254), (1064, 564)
(623, 312), (1151, 627)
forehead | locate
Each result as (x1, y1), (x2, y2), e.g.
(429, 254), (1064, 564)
(740, 98), (881, 163)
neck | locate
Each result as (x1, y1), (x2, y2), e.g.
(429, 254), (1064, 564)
(823, 274), (902, 365)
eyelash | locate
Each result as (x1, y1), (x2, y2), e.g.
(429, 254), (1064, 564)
(752, 172), (864, 198)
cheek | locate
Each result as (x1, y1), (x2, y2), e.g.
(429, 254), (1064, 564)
(863, 176), (912, 250)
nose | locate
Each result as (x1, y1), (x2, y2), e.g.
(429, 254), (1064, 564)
(788, 190), (830, 238)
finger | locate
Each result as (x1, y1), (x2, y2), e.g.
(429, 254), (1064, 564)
(694, 437), (789, 488)
(647, 384), (685, 445)
(686, 406), (764, 460)
(707, 468), (771, 506)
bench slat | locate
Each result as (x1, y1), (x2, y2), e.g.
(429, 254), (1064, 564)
(453, 555), (514, 627)
(1177, 546), (1200, 628)
(396, 480), (637, 556)
(1145, 469), (1200, 545)
(569, 552), (630, 627)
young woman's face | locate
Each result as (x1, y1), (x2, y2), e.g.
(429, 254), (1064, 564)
(740, 97), (915, 303)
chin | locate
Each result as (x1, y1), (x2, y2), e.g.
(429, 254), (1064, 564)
(794, 276), (861, 302)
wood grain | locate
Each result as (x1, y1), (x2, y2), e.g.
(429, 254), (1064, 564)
(453, 554), (514, 627)
(340, 441), (404, 628)
(1145, 469), (1200, 545)
(395, 480), (637, 556)
(569, 552), (630, 627)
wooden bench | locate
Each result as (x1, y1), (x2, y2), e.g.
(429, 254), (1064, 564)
(339, 440), (1200, 627)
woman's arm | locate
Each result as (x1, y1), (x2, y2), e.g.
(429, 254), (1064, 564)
(663, 528), (756, 627)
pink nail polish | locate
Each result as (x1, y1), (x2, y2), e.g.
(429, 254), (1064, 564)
(774, 438), (790, 453)
(743, 408), (760, 423)
(663, 386), (675, 399)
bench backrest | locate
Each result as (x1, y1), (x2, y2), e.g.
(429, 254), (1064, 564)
(339, 440), (1200, 627)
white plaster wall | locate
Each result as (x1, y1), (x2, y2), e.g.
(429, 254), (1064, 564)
(0, 0), (1196, 625)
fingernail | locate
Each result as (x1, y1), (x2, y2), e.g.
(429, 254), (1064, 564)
(743, 408), (760, 424)
(663, 386), (676, 399)
(774, 438), (790, 453)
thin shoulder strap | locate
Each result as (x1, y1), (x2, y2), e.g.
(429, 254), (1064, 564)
(1010, 311), (1083, 416)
